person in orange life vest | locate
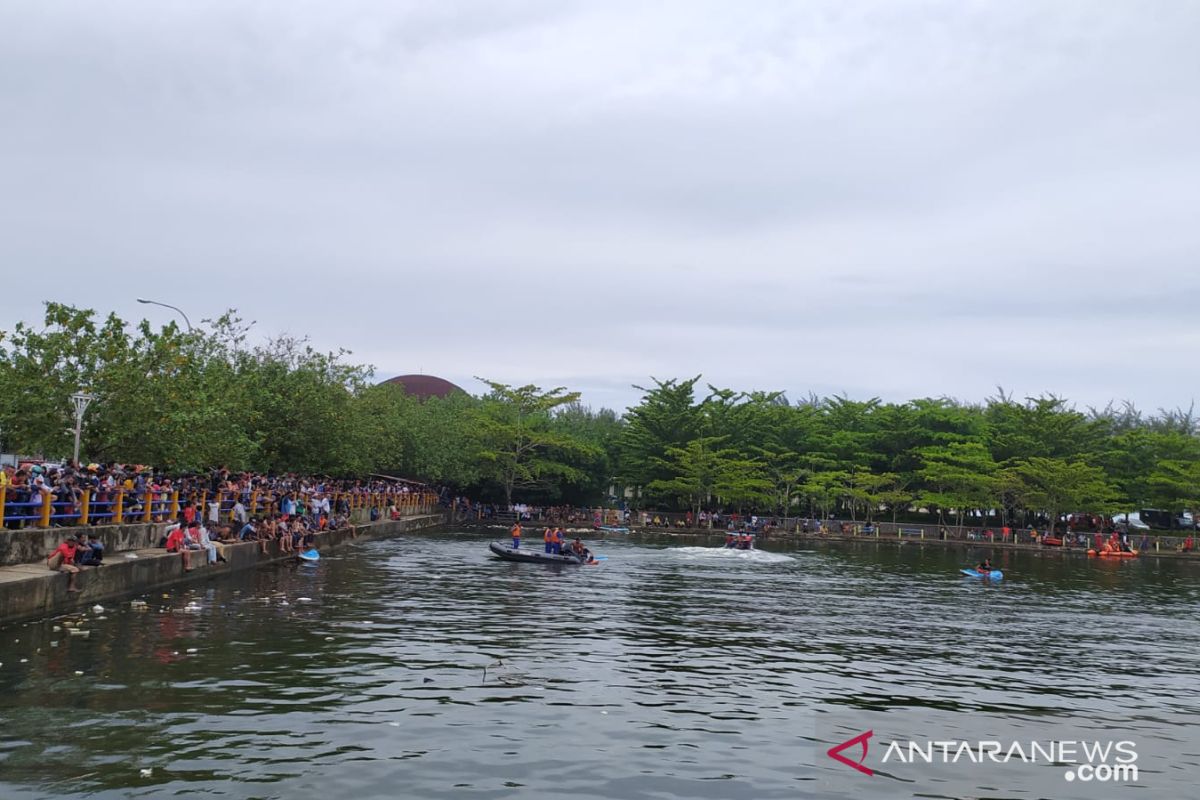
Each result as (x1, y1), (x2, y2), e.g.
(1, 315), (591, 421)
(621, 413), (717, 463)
(510, 522), (522, 549)
(544, 526), (554, 553)
(48, 535), (83, 593)
(1094, 531), (1104, 550)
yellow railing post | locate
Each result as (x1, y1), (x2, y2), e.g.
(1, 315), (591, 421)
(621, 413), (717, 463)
(0, 486), (6, 527)
(114, 489), (125, 524)
(142, 490), (152, 523)
(250, 490), (259, 516)
(81, 489), (91, 525)
(40, 491), (53, 527)
(170, 490), (179, 519)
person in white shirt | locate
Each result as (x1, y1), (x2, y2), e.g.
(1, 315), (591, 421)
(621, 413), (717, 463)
(233, 499), (247, 525)
(195, 523), (221, 565)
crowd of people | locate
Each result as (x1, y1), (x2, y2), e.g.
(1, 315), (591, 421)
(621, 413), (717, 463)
(13, 462), (439, 595)
(0, 461), (428, 529)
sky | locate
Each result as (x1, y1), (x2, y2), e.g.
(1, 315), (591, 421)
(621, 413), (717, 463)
(2, 1), (1198, 414)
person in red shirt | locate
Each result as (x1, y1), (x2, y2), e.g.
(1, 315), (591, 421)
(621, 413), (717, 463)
(48, 536), (82, 593)
(164, 524), (193, 571)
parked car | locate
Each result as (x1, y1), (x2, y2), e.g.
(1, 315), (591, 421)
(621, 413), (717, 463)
(1112, 512), (1151, 531)
(1113, 510), (1196, 531)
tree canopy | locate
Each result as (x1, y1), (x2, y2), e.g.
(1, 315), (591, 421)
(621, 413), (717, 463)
(4, 303), (1200, 527)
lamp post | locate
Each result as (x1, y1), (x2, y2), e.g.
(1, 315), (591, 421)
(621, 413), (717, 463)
(136, 298), (193, 332)
(70, 392), (97, 468)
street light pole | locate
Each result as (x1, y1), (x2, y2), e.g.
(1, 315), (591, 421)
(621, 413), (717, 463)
(70, 392), (97, 467)
(136, 298), (193, 332)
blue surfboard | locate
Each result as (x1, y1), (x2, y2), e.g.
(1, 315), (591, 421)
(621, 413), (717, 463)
(961, 568), (1002, 580)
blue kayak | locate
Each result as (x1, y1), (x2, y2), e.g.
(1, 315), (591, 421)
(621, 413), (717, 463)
(961, 568), (1002, 580)
(298, 549), (320, 562)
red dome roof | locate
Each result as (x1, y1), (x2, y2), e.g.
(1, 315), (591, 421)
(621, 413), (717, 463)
(380, 374), (464, 400)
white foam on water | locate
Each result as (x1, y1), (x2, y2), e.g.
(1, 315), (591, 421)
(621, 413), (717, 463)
(670, 546), (795, 563)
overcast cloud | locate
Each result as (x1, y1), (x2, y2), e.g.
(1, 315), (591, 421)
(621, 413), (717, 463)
(2, 1), (1198, 413)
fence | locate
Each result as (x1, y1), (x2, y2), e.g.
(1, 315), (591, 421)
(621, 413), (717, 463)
(0, 486), (437, 529)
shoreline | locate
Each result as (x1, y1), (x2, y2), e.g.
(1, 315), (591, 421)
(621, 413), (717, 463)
(0, 512), (449, 626)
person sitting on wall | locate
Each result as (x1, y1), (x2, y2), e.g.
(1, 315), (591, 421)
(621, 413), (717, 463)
(164, 524), (193, 571)
(47, 535), (83, 593)
(75, 532), (104, 566)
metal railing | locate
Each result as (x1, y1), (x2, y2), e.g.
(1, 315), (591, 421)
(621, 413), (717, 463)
(0, 486), (438, 529)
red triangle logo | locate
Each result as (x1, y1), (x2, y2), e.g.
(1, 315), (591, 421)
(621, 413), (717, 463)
(827, 730), (874, 776)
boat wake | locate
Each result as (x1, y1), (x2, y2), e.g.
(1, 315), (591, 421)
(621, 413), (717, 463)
(670, 546), (795, 564)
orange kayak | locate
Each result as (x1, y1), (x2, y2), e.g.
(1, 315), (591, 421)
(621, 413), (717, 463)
(1087, 549), (1138, 558)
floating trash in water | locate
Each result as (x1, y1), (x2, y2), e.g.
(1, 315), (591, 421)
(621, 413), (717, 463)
(280, 600), (289, 606)
(186, 648), (198, 654)
(74, 670), (83, 676)
(20, 658), (27, 664)
(324, 637), (334, 642)
(124, 553), (139, 559)
(50, 641), (58, 648)
(53, 625), (62, 632)
(388, 722), (400, 727)
(68, 628), (90, 637)
(297, 597), (313, 602)
(92, 605), (104, 613)
(138, 768), (153, 778)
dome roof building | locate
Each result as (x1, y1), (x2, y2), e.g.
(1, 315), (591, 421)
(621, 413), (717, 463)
(379, 374), (465, 400)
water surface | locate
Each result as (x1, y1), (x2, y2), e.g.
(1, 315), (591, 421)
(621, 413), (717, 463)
(1, 532), (1197, 799)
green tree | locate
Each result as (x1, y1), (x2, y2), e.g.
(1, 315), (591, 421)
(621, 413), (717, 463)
(617, 376), (703, 507)
(473, 380), (595, 506)
(648, 436), (770, 522)
(917, 442), (998, 530)
(1004, 458), (1120, 536)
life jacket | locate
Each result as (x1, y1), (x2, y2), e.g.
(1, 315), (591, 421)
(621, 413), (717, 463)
(511, 525), (521, 538)
(544, 529), (553, 543)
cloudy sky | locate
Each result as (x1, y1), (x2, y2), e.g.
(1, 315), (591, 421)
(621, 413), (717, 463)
(2, 1), (1198, 413)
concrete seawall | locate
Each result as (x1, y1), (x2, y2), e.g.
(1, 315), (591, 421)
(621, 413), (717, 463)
(0, 513), (449, 626)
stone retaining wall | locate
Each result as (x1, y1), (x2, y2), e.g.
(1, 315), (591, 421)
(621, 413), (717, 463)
(0, 512), (449, 626)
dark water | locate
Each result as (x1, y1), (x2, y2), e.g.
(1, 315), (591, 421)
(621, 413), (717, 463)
(1, 532), (1198, 799)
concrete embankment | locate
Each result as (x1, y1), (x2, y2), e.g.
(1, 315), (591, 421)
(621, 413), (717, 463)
(0, 513), (449, 626)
